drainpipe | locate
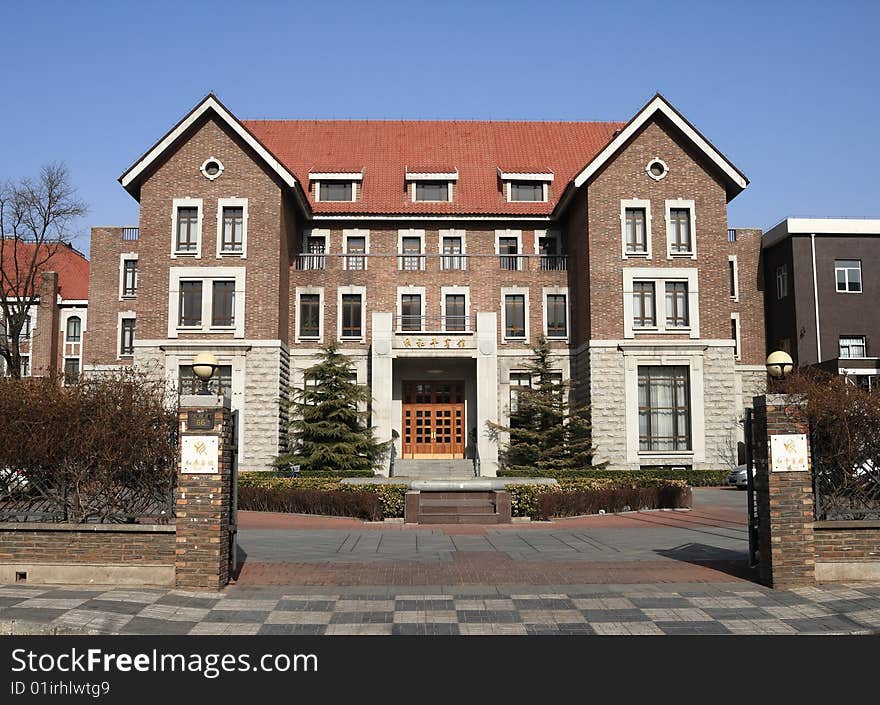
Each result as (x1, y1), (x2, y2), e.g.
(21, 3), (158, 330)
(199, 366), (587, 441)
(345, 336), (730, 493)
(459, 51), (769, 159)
(811, 233), (822, 362)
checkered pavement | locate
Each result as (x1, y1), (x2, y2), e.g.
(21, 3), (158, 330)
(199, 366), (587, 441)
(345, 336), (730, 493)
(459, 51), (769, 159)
(2, 583), (878, 635)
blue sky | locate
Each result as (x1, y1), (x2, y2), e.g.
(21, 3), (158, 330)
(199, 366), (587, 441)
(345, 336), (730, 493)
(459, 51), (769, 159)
(2, 0), (878, 254)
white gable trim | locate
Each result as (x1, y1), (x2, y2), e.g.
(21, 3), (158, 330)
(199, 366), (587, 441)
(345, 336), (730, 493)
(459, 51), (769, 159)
(573, 96), (747, 191)
(121, 95), (297, 190)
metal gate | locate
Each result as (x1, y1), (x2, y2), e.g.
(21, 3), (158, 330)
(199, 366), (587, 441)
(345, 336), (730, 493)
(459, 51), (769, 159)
(743, 408), (760, 567)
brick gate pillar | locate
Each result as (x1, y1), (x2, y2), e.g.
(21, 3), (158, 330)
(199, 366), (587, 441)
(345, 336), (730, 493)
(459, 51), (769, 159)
(752, 394), (815, 588)
(175, 395), (235, 590)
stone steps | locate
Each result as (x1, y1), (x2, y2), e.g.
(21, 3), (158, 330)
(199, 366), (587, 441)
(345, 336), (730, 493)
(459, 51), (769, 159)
(404, 490), (512, 524)
(393, 460), (475, 479)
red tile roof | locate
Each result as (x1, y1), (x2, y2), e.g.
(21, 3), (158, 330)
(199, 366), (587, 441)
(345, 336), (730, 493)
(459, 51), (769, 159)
(1, 240), (89, 300)
(243, 120), (624, 215)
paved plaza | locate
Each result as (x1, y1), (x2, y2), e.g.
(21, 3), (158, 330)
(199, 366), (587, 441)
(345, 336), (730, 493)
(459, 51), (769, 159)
(2, 489), (879, 635)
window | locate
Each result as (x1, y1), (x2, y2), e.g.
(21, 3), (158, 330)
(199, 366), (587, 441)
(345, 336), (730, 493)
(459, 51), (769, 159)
(498, 237), (520, 271)
(509, 372), (531, 414)
(20, 355), (30, 377)
(318, 181), (353, 202)
(400, 294), (422, 332)
(65, 316), (82, 342)
(638, 366), (691, 452)
(668, 208), (692, 254)
(509, 182), (544, 202)
(731, 314), (741, 360)
(400, 236), (423, 270)
(299, 294), (320, 339)
(728, 256), (738, 300)
(546, 294), (567, 338)
(625, 208), (648, 255)
(341, 294), (363, 338)
(122, 259), (138, 297)
(776, 264), (788, 299)
(175, 206), (199, 253)
(665, 282), (689, 328)
(504, 294), (526, 338)
(303, 235), (327, 270)
(414, 182), (450, 202)
(179, 364), (232, 396)
(839, 335), (866, 358)
(179, 281), (203, 327)
(120, 318), (135, 357)
(835, 260), (862, 293)
(444, 294), (466, 332)
(221, 206), (244, 253)
(211, 281), (235, 327)
(63, 358), (80, 383)
(345, 236), (366, 270)
(441, 236), (465, 271)
(633, 282), (656, 328)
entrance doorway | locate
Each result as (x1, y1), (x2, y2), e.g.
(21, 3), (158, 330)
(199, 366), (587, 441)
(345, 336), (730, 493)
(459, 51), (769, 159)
(402, 381), (465, 459)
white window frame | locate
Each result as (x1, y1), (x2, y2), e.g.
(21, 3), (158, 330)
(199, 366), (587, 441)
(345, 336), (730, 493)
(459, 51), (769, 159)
(343, 229), (370, 271)
(216, 197), (248, 258)
(19, 354), (31, 377)
(506, 181), (548, 203)
(834, 259), (863, 294)
(315, 181), (357, 203)
(338, 285), (367, 341)
(776, 264), (788, 299)
(295, 287), (324, 344)
(731, 312), (741, 361)
(499, 171), (553, 203)
(839, 335), (867, 359)
(665, 199), (696, 259)
(411, 181), (453, 203)
(543, 286), (570, 340)
(63, 312), (84, 343)
(623, 268), (700, 339)
(396, 286), (426, 333)
(533, 229), (561, 254)
(501, 286), (530, 343)
(398, 229), (426, 270)
(728, 255), (739, 301)
(620, 199), (653, 259)
(117, 311), (136, 359)
(440, 286), (470, 333)
(167, 266), (246, 339)
(171, 197), (203, 258)
(439, 229), (467, 270)
(496, 229), (524, 271)
(119, 253), (138, 300)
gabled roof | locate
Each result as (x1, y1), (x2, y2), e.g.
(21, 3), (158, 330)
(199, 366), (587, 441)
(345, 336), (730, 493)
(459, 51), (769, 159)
(1, 240), (89, 300)
(572, 94), (749, 201)
(119, 94), (300, 199)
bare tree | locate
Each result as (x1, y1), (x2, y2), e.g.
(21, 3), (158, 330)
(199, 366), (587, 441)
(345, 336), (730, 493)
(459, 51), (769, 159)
(0, 163), (87, 377)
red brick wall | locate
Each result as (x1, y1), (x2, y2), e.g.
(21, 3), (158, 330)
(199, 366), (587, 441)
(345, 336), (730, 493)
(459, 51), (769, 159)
(586, 116), (734, 342)
(725, 227), (765, 366)
(0, 526), (175, 565)
(29, 272), (60, 375)
(814, 527), (880, 562)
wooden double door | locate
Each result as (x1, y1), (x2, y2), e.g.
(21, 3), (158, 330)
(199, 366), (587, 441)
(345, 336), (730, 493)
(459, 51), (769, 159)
(402, 381), (466, 459)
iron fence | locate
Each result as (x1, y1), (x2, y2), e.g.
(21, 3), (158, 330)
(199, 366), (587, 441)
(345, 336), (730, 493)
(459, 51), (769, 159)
(811, 427), (880, 521)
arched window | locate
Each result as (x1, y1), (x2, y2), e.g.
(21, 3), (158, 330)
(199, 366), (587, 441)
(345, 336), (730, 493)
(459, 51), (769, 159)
(66, 316), (81, 342)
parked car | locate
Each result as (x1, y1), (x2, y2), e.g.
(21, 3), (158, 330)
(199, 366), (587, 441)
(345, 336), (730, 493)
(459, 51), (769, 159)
(0, 467), (29, 496)
(728, 464), (750, 490)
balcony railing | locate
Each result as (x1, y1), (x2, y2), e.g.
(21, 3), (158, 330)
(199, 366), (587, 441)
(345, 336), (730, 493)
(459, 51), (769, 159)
(122, 227), (139, 241)
(539, 255), (567, 271)
(296, 253), (327, 270)
(499, 254), (526, 271)
(440, 254), (468, 271)
(292, 253), (567, 272)
(394, 315), (475, 333)
(398, 254), (426, 271)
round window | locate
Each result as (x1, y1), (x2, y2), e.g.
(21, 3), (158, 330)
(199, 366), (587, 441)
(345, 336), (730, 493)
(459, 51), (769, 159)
(646, 158), (668, 181)
(200, 157), (224, 180)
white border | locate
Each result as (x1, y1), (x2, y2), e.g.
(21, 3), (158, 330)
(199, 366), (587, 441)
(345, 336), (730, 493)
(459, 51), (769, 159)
(200, 157), (224, 181)
(665, 199), (696, 259)
(338, 285), (367, 341)
(343, 229), (370, 271)
(731, 313), (741, 361)
(216, 197), (248, 258)
(295, 287), (324, 343)
(118, 253), (138, 300)
(117, 311), (136, 359)
(315, 181), (357, 203)
(171, 197), (203, 258)
(620, 199), (652, 259)
(728, 255), (739, 301)
(440, 286), (470, 332)
(439, 229), (467, 270)
(501, 286), (530, 343)
(396, 286), (426, 332)
(398, 229), (426, 270)
(167, 266), (246, 339)
(411, 181), (453, 203)
(495, 229), (523, 271)
(543, 286), (570, 340)
(623, 267), (700, 339)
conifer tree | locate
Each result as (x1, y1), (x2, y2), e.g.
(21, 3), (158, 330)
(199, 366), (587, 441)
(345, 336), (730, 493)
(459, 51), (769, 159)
(277, 341), (388, 474)
(487, 335), (604, 472)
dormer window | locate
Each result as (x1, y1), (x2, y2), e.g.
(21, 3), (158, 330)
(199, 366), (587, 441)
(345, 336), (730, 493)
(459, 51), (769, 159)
(405, 169), (457, 203)
(309, 171), (364, 203)
(498, 170), (553, 202)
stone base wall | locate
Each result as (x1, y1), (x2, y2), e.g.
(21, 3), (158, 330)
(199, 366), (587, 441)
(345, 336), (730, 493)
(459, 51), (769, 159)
(242, 345), (286, 472)
(588, 346), (627, 468)
(0, 524), (176, 586)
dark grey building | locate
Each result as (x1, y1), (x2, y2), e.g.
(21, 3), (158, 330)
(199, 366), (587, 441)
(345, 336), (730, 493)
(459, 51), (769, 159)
(762, 218), (880, 390)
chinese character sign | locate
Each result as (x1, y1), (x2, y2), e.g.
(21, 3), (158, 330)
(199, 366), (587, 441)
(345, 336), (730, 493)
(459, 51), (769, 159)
(181, 435), (219, 474)
(770, 433), (808, 473)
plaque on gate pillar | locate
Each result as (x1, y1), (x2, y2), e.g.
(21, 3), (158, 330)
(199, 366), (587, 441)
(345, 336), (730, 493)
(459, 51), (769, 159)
(181, 435), (219, 474)
(770, 433), (808, 473)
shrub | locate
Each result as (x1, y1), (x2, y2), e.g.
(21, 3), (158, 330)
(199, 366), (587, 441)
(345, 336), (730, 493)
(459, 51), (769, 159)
(237, 486), (383, 520)
(498, 468), (728, 487)
(506, 478), (690, 519)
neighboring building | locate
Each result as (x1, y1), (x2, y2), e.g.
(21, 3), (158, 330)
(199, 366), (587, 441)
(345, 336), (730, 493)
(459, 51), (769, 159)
(763, 217), (880, 390)
(86, 93), (764, 474)
(0, 240), (89, 380)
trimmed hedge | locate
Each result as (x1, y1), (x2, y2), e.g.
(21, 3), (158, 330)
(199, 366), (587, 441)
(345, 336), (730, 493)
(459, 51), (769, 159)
(236, 476), (407, 519)
(240, 469), (375, 479)
(498, 468), (728, 487)
(506, 478), (690, 519)
(238, 486), (383, 520)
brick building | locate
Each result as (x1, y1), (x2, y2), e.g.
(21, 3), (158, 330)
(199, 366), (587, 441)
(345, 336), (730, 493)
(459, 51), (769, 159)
(762, 217), (880, 390)
(1, 240), (89, 379)
(85, 93), (765, 474)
